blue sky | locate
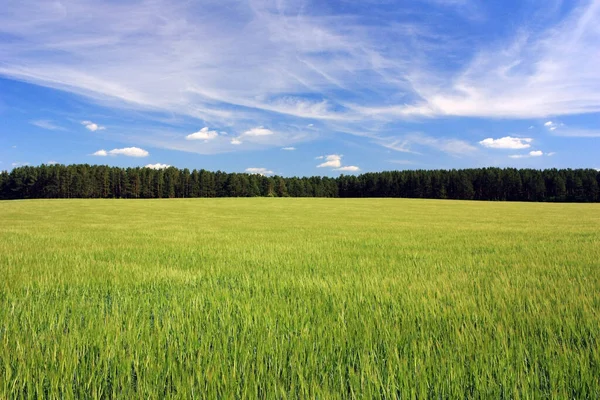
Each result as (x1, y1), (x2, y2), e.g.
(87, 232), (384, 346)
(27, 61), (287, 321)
(1, 0), (599, 176)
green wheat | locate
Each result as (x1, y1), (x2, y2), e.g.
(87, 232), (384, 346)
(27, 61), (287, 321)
(1, 198), (599, 398)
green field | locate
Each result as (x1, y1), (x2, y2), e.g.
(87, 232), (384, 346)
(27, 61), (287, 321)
(1, 199), (599, 398)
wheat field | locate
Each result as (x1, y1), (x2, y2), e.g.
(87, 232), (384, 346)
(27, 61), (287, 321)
(1, 199), (599, 398)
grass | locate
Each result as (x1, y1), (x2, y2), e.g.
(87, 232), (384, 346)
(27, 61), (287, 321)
(1, 198), (599, 398)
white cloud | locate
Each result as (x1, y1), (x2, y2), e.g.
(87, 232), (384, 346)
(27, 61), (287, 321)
(186, 127), (219, 141)
(544, 121), (560, 132)
(145, 163), (171, 169)
(245, 167), (273, 175)
(230, 138), (242, 145)
(81, 120), (105, 132)
(479, 136), (533, 149)
(243, 127), (274, 137)
(547, 152), (556, 156)
(317, 154), (342, 168)
(93, 147), (148, 157)
(509, 150), (544, 159)
(11, 162), (29, 167)
(108, 147), (149, 157)
(46, 161), (59, 165)
(282, 147), (296, 151)
(335, 166), (360, 172)
(31, 120), (63, 131)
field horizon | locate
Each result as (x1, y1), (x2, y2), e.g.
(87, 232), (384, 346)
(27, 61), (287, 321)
(1, 198), (599, 398)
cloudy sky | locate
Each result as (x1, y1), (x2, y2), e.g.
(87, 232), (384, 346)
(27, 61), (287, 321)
(1, 0), (599, 175)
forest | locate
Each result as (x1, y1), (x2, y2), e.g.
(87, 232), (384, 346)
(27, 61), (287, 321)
(1, 164), (599, 202)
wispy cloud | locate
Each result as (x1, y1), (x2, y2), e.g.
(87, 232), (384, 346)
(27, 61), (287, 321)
(382, 133), (477, 156)
(553, 128), (600, 137)
(388, 159), (416, 165)
(282, 147), (296, 151)
(31, 120), (64, 131)
(396, 2), (600, 119)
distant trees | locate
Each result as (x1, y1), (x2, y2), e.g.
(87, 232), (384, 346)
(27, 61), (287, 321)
(1, 164), (599, 202)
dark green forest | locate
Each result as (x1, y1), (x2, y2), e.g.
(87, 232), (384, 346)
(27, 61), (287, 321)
(1, 164), (599, 202)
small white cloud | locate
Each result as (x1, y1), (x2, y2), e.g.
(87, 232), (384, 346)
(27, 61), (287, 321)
(82, 120), (105, 132)
(46, 161), (59, 165)
(479, 136), (533, 149)
(186, 127), (219, 140)
(335, 166), (360, 172)
(230, 138), (242, 145)
(315, 156), (324, 160)
(145, 163), (171, 169)
(245, 167), (274, 175)
(547, 152), (556, 156)
(93, 148), (148, 157)
(108, 147), (149, 157)
(544, 121), (563, 132)
(11, 162), (29, 167)
(307, 124), (314, 127)
(509, 150), (544, 159)
(282, 147), (296, 151)
(243, 127), (274, 136)
(317, 154), (342, 168)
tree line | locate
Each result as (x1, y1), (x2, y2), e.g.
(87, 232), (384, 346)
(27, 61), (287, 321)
(1, 164), (599, 202)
